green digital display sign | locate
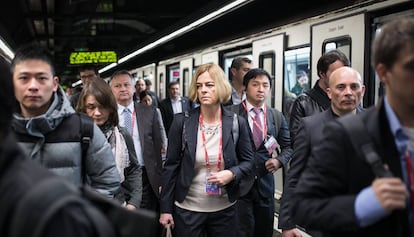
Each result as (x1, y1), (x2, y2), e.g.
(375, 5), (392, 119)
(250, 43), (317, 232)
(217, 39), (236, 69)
(69, 51), (117, 64)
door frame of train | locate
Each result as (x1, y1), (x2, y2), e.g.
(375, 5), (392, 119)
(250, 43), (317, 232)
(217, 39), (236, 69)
(156, 65), (166, 99)
(252, 33), (285, 112)
(179, 58), (193, 97)
(310, 13), (365, 86)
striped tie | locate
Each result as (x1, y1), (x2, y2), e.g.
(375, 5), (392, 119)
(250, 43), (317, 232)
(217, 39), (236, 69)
(252, 108), (263, 149)
(123, 108), (132, 135)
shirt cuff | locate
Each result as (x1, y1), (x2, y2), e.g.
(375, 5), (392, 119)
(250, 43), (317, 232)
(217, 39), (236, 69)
(355, 186), (390, 227)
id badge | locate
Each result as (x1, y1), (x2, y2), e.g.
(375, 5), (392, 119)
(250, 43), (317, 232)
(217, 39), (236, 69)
(264, 135), (279, 155)
(205, 171), (221, 195)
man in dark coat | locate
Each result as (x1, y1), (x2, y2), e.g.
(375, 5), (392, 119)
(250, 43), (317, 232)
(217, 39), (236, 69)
(279, 66), (365, 237)
(291, 18), (414, 237)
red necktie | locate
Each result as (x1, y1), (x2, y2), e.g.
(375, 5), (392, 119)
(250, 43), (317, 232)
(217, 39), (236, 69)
(252, 108), (263, 149)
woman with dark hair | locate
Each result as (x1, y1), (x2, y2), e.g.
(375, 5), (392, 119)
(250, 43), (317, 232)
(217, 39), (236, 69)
(139, 90), (168, 158)
(290, 70), (309, 96)
(77, 78), (142, 210)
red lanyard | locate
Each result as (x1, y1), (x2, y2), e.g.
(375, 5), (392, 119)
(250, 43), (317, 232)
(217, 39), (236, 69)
(405, 150), (414, 214)
(199, 110), (223, 171)
(241, 102), (267, 140)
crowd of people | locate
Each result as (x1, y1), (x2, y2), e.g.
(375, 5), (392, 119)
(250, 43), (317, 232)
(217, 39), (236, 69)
(0, 18), (413, 237)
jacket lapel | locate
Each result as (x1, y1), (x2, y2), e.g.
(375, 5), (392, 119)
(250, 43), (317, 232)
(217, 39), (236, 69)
(222, 108), (233, 149)
(186, 109), (199, 164)
(134, 102), (145, 150)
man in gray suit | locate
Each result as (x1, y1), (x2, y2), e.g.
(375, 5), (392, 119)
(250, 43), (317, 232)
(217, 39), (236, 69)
(110, 70), (163, 212)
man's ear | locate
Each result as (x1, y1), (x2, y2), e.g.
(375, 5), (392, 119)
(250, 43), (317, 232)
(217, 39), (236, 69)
(326, 87), (332, 100)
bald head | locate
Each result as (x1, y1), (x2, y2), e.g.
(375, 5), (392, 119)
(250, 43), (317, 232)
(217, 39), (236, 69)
(327, 66), (365, 116)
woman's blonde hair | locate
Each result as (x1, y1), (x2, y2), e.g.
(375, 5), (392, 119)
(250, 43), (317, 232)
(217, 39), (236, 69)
(188, 63), (231, 104)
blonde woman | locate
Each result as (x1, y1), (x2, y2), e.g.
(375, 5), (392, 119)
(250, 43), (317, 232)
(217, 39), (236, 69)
(159, 63), (254, 237)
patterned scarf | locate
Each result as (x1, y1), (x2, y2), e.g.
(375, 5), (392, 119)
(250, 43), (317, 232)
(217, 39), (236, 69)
(101, 122), (130, 182)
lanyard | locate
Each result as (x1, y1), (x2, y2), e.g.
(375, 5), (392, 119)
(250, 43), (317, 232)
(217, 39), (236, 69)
(242, 102), (267, 140)
(405, 150), (414, 214)
(199, 110), (223, 171)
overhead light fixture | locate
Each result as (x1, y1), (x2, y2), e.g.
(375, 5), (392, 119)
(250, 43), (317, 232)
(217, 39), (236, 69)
(99, 0), (253, 73)
(0, 37), (14, 60)
(98, 62), (117, 74)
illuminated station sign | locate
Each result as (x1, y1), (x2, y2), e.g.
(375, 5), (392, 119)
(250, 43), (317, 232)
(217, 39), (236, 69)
(69, 51), (117, 64)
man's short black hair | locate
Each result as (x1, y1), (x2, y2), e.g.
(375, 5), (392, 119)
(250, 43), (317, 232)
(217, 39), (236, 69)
(11, 43), (56, 76)
(78, 65), (99, 75)
(243, 68), (272, 88)
(144, 79), (152, 86)
(316, 50), (350, 78)
(168, 80), (179, 89)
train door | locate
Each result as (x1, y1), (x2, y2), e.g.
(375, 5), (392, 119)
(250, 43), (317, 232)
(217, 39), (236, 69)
(157, 65), (166, 99)
(252, 33), (285, 203)
(311, 14), (365, 84)
(179, 58), (193, 97)
(252, 34), (285, 111)
(369, 9), (414, 105)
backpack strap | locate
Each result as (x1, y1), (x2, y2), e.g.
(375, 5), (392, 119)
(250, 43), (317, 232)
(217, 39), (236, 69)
(269, 107), (282, 130)
(78, 113), (94, 183)
(340, 114), (393, 178)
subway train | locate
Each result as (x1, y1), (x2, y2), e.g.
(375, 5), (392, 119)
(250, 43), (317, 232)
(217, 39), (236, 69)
(106, 0), (413, 235)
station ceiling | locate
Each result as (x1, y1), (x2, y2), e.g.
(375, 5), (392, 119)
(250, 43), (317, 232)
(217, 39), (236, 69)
(0, 0), (358, 85)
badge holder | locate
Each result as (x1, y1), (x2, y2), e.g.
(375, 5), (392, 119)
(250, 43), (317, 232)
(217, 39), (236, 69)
(205, 170), (221, 195)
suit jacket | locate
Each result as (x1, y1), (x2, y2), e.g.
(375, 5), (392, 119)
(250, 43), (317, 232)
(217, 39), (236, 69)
(159, 107), (254, 214)
(231, 103), (293, 198)
(159, 96), (193, 135)
(279, 108), (337, 230)
(133, 102), (163, 198)
(291, 100), (410, 237)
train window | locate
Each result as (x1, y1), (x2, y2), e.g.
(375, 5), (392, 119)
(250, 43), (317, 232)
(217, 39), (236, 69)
(259, 52), (275, 108)
(283, 47), (310, 122)
(167, 63), (180, 96)
(182, 68), (189, 96)
(322, 36), (351, 63)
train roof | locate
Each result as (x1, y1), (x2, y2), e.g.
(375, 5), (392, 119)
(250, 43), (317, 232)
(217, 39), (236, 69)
(0, 0), (358, 83)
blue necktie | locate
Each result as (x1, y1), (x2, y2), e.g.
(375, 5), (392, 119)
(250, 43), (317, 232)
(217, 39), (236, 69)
(252, 108), (263, 149)
(123, 108), (132, 135)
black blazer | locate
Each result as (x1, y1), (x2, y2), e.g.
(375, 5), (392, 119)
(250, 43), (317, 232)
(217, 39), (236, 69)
(159, 96), (193, 135)
(231, 103), (292, 197)
(291, 100), (410, 237)
(279, 108), (337, 230)
(159, 107), (254, 214)
(133, 102), (163, 198)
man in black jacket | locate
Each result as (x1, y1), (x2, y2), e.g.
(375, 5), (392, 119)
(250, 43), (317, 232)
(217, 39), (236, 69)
(279, 66), (365, 237)
(0, 56), (114, 237)
(291, 18), (414, 237)
(289, 50), (350, 140)
(232, 68), (293, 237)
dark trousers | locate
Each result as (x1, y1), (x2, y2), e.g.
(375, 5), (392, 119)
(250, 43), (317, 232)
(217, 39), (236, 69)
(140, 167), (160, 212)
(236, 187), (274, 237)
(172, 205), (237, 237)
